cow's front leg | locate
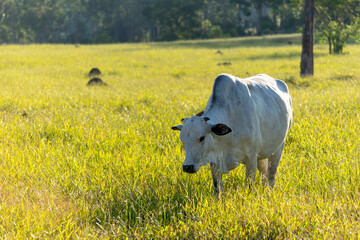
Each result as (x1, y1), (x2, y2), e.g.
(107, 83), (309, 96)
(244, 155), (257, 190)
(210, 163), (223, 197)
(257, 158), (268, 187)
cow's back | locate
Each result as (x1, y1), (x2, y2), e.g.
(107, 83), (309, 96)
(245, 74), (292, 155)
(205, 74), (292, 158)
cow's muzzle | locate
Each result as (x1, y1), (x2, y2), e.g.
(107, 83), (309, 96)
(183, 164), (196, 173)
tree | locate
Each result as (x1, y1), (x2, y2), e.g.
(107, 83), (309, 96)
(0, 25), (10, 43)
(143, 0), (204, 41)
(253, 0), (264, 35)
(203, 0), (251, 38)
(316, 0), (360, 54)
(273, 0), (303, 33)
(300, 0), (315, 77)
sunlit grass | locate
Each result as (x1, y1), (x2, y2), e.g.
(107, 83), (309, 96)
(0, 34), (359, 238)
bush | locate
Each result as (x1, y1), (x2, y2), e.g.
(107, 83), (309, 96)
(262, 16), (277, 35)
(201, 20), (226, 39)
(0, 25), (10, 43)
(92, 31), (115, 44)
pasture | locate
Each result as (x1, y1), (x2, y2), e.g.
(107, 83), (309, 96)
(0, 34), (359, 238)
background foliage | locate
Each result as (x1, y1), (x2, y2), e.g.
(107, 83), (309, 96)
(2, 0), (359, 50)
(0, 0), (305, 43)
(316, 0), (360, 54)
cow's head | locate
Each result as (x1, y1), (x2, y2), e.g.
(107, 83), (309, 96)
(172, 116), (232, 173)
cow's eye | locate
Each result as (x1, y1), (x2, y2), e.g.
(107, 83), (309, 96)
(199, 136), (205, 142)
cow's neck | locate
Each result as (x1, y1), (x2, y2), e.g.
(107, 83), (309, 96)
(204, 105), (229, 125)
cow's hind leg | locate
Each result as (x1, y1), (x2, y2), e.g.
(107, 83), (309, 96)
(210, 163), (223, 198)
(268, 142), (285, 189)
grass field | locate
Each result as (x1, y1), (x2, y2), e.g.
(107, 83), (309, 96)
(0, 34), (359, 239)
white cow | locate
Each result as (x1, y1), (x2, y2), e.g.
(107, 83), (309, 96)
(172, 73), (292, 194)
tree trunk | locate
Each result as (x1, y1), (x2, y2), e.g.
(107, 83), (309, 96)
(204, 0), (215, 23)
(9, 3), (17, 43)
(300, 0), (315, 77)
(256, 2), (263, 35)
(333, 38), (343, 54)
(127, 0), (135, 42)
(327, 36), (332, 54)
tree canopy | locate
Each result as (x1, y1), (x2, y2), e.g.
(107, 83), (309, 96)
(0, 0), (303, 43)
(316, 0), (360, 54)
(0, 0), (358, 45)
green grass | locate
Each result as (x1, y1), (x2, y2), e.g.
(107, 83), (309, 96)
(0, 34), (359, 239)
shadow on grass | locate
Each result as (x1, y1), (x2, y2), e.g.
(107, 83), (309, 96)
(88, 176), (206, 237)
(223, 49), (327, 61)
(331, 74), (354, 81)
(247, 51), (301, 60)
(151, 34), (302, 49)
(258, 52), (328, 61)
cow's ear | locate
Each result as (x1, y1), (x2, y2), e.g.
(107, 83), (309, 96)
(196, 111), (204, 117)
(172, 125), (183, 131)
(211, 124), (232, 136)
(181, 117), (189, 122)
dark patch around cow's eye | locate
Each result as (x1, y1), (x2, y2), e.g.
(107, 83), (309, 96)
(199, 136), (205, 142)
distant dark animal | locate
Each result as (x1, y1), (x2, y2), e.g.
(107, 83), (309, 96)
(217, 62), (231, 66)
(88, 68), (101, 77)
(216, 50), (224, 55)
(87, 77), (107, 86)
(21, 111), (28, 117)
(287, 41), (292, 45)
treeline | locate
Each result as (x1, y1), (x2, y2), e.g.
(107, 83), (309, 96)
(0, 0), (304, 44)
